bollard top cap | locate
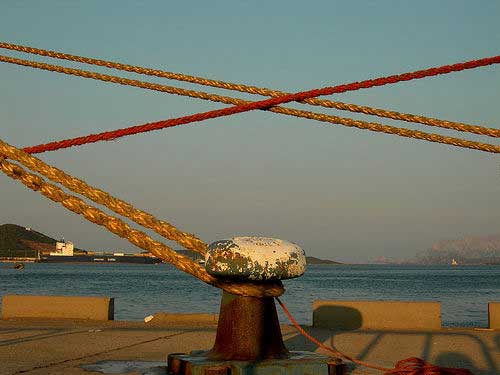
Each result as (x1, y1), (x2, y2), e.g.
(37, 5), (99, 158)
(205, 237), (306, 281)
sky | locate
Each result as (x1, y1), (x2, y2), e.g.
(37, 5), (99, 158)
(0, 1), (499, 263)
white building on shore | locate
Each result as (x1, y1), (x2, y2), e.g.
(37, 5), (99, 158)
(50, 240), (74, 256)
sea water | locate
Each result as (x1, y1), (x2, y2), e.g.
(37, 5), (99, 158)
(0, 263), (498, 326)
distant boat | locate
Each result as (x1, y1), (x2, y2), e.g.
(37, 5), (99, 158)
(13, 263), (24, 270)
(451, 258), (458, 266)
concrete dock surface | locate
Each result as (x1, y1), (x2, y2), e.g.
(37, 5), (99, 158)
(0, 319), (498, 375)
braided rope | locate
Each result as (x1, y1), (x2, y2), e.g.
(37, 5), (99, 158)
(1, 55), (498, 154)
(0, 139), (206, 255)
(2, 41), (499, 138)
(0, 55), (238, 105)
(23, 101), (500, 154)
(0, 154), (284, 298)
(0, 42), (485, 374)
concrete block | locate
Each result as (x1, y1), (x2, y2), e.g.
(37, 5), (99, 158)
(488, 302), (500, 329)
(313, 300), (441, 330)
(1, 295), (114, 320)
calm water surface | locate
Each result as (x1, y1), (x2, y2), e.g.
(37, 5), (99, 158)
(1, 263), (498, 326)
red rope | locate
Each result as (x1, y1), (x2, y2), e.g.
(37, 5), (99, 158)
(23, 55), (500, 154)
(385, 358), (474, 375)
(276, 298), (473, 375)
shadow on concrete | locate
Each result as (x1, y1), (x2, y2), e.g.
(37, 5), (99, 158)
(81, 360), (166, 375)
(284, 326), (334, 352)
(0, 328), (69, 346)
(313, 305), (362, 330)
(11, 330), (189, 374)
(435, 352), (482, 375)
(285, 305), (362, 357)
(283, 326), (499, 375)
(0, 325), (216, 347)
(0, 328), (26, 335)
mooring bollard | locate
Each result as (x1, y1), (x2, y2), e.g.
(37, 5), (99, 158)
(207, 291), (289, 360)
(167, 237), (345, 375)
(205, 237), (305, 361)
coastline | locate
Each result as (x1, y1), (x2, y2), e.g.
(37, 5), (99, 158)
(2, 263), (499, 327)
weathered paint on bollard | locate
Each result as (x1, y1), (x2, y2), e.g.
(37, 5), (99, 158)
(205, 237), (306, 281)
(167, 237), (343, 374)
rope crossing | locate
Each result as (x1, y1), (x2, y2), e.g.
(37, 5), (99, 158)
(1, 41), (499, 139)
(0, 43), (496, 375)
(0, 51), (499, 154)
(0, 43), (499, 290)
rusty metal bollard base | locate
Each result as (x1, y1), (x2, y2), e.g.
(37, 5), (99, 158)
(167, 351), (346, 375)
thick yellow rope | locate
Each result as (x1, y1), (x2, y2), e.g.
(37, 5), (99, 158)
(0, 139), (206, 255)
(1, 41), (499, 138)
(0, 153), (284, 298)
(1, 43), (496, 298)
(1, 54), (499, 154)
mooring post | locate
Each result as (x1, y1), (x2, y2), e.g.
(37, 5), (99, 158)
(205, 237), (305, 361)
(167, 237), (345, 375)
(207, 291), (288, 360)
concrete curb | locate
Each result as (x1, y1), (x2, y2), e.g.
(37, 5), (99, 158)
(313, 300), (441, 330)
(488, 302), (500, 329)
(1, 294), (114, 321)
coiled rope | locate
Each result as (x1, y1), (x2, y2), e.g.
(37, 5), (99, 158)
(2, 41), (499, 138)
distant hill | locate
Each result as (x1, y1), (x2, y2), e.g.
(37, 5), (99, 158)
(1, 224), (343, 264)
(416, 234), (500, 265)
(0, 223), (57, 257)
(306, 256), (342, 265)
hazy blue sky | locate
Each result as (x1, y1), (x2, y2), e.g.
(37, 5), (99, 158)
(0, 1), (499, 262)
